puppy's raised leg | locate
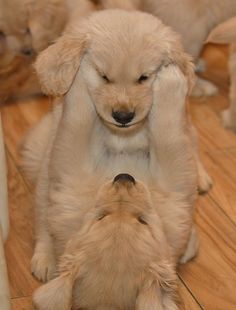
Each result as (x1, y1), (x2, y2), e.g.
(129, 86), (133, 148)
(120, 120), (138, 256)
(149, 65), (197, 199)
(149, 65), (198, 260)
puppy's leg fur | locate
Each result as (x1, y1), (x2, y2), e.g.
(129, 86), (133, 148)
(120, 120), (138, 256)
(191, 77), (218, 97)
(149, 65), (197, 199)
(149, 65), (198, 260)
(189, 123), (213, 194)
(179, 226), (199, 264)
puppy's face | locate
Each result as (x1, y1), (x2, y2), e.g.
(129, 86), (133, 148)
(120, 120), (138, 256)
(33, 174), (180, 310)
(35, 10), (194, 131)
(81, 42), (162, 131)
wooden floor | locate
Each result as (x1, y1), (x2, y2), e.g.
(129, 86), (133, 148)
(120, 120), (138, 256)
(1, 44), (236, 309)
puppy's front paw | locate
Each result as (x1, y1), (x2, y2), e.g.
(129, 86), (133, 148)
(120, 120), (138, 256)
(198, 168), (213, 194)
(222, 109), (236, 132)
(31, 250), (56, 282)
(191, 78), (218, 97)
(180, 227), (199, 264)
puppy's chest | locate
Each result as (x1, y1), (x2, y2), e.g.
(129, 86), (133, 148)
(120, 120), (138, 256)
(91, 126), (150, 178)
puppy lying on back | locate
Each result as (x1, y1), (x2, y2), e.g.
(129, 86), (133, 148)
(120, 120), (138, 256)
(100, 0), (236, 97)
(207, 17), (236, 132)
(22, 10), (200, 308)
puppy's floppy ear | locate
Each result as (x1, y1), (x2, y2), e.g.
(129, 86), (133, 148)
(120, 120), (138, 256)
(206, 17), (236, 44)
(34, 27), (88, 96)
(169, 45), (195, 94)
(33, 273), (73, 310)
(136, 262), (180, 310)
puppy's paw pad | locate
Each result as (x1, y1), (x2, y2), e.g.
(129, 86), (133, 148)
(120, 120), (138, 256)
(198, 170), (213, 194)
(222, 109), (236, 131)
(191, 79), (218, 97)
(31, 252), (56, 282)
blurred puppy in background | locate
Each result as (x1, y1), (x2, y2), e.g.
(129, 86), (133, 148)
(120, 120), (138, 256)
(0, 0), (99, 101)
(0, 0), (67, 55)
(207, 17), (236, 132)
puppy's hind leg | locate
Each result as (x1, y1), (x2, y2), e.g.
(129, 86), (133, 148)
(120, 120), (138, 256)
(31, 179), (56, 282)
(191, 77), (218, 97)
(189, 123), (212, 194)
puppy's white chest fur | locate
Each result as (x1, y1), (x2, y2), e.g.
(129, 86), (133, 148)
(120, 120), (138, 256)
(90, 120), (150, 180)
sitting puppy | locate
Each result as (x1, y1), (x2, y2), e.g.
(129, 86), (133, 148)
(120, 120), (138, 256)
(207, 17), (236, 132)
(22, 9), (199, 308)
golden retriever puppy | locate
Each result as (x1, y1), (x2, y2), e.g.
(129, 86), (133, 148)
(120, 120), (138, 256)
(32, 173), (184, 310)
(207, 17), (236, 131)
(0, 0), (67, 54)
(21, 10), (200, 308)
(99, 0), (236, 97)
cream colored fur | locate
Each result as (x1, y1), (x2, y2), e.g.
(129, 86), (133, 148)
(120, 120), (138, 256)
(99, 0), (236, 97)
(207, 17), (236, 131)
(22, 10), (200, 309)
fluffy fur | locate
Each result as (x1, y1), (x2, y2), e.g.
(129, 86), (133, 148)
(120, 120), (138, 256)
(99, 0), (236, 97)
(22, 10), (200, 309)
(207, 17), (236, 131)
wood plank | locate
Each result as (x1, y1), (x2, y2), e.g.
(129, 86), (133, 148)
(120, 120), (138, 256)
(1, 98), (51, 166)
(179, 280), (202, 310)
(199, 149), (236, 225)
(11, 296), (32, 310)
(179, 196), (236, 310)
(4, 153), (40, 298)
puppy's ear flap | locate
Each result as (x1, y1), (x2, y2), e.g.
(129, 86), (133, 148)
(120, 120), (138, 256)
(33, 273), (73, 310)
(171, 48), (196, 94)
(206, 17), (236, 44)
(136, 262), (180, 310)
(34, 29), (88, 96)
(29, 0), (68, 52)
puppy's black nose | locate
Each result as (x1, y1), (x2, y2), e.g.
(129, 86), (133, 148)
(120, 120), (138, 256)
(112, 110), (135, 125)
(113, 173), (136, 184)
(21, 48), (33, 56)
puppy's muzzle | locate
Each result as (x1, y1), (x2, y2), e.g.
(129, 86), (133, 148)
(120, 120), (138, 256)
(113, 173), (136, 185)
(112, 110), (135, 125)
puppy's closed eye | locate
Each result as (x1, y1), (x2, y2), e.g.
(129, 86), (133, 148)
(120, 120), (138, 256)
(137, 75), (149, 84)
(97, 213), (109, 221)
(137, 216), (148, 225)
(101, 74), (110, 83)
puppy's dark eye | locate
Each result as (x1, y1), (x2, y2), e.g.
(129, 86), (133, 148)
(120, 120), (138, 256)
(138, 216), (148, 225)
(102, 75), (110, 83)
(138, 75), (149, 83)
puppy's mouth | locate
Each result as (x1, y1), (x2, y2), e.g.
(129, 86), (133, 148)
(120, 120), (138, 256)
(115, 123), (132, 128)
